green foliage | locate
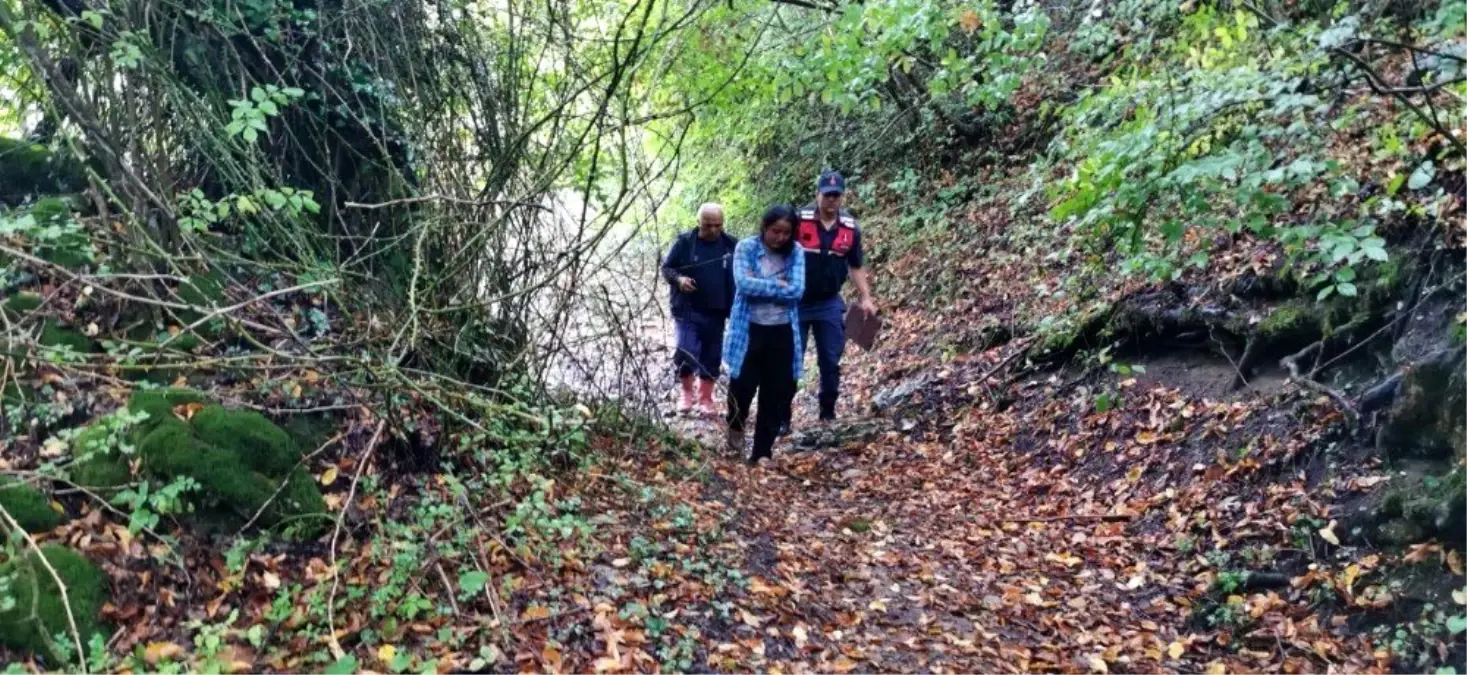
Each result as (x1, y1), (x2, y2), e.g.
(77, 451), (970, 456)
(0, 477), (64, 533)
(0, 545), (109, 666)
(225, 85), (305, 144)
(0, 198), (94, 269)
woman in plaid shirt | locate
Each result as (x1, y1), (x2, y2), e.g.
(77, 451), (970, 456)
(722, 204), (806, 465)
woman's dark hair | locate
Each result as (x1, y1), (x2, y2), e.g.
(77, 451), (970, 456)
(759, 204), (798, 253)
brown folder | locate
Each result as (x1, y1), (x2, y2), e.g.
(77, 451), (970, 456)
(844, 303), (881, 351)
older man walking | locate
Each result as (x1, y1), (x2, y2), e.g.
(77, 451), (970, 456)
(661, 203), (738, 416)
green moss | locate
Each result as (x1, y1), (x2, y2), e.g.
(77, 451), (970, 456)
(3, 292), (42, 318)
(0, 138), (88, 203)
(125, 388), (208, 435)
(0, 544), (108, 665)
(127, 402), (325, 536)
(0, 477), (64, 533)
(38, 321), (94, 354)
(137, 421), (277, 512)
(68, 456), (132, 490)
(1256, 301), (1317, 339)
(191, 405), (301, 476)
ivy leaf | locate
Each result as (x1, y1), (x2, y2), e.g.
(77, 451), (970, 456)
(1408, 161), (1436, 190)
(1448, 615), (1467, 635)
(324, 654), (358, 675)
(458, 570), (489, 595)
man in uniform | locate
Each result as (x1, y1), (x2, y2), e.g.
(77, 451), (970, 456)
(786, 170), (876, 428)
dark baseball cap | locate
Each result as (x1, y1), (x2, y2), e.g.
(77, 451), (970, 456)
(817, 170), (845, 195)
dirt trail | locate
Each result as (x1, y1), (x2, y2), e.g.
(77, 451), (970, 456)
(620, 305), (1432, 675)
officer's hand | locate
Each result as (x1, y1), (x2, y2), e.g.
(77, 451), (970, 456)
(860, 298), (878, 316)
(677, 276), (697, 293)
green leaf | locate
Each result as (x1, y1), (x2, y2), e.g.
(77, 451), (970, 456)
(82, 10), (104, 29)
(1334, 266), (1357, 282)
(1408, 161), (1436, 190)
(1386, 173), (1406, 196)
(242, 127), (258, 143)
(1317, 285), (1336, 301)
(1336, 282), (1358, 297)
(1435, 668), (1457, 675)
(250, 87), (267, 103)
(458, 570), (488, 595)
(262, 190), (287, 209)
(324, 654), (358, 675)
(236, 196), (258, 215)
(1448, 615), (1467, 635)
(257, 100), (279, 116)
(1362, 245), (1388, 262)
(282, 87), (306, 98)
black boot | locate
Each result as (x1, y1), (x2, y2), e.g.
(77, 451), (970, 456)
(818, 392), (837, 421)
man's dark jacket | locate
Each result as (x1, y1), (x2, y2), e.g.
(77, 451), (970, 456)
(661, 228), (737, 319)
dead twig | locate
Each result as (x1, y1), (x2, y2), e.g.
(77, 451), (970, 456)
(1281, 353), (1359, 423)
(326, 420), (387, 661)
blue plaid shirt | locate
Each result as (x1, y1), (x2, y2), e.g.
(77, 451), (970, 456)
(723, 236), (806, 380)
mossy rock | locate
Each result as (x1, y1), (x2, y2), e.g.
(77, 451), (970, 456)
(68, 455), (132, 491)
(0, 544), (109, 665)
(0, 477), (65, 533)
(125, 387), (209, 435)
(38, 321), (95, 355)
(191, 405), (300, 476)
(3, 292), (42, 319)
(123, 394), (325, 537)
(0, 138), (87, 205)
(1378, 348), (1467, 460)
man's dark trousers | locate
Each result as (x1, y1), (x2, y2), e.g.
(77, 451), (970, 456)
(798, 296), (845, 420)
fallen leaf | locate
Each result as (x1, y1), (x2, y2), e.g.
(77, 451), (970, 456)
(377, 644), (397, 664)
(792, 624), (808, 649)
(1453, 588), (1467, 605)
(1318, 520), (1340, 546)
(522, 605), (552, 621)
(1168, 641), (1185, 659)
(542, 645), (563, 674)
(1206, 661), (1228, 675)
(319, 466), (339, 486)
(262, 571), (281, 590)
(740, 608), (763, 627)
(1448, 550), (1464, 576)
(41, 436), (68, 457)
(611, 557), (631, 568)
(1088, 654), (1109, 673)
(831, 656), (858, 673)
(144, 642), (185, 666)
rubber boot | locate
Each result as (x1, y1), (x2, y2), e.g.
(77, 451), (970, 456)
(677, 375), (695, 414)
(697, 378), (718, 417)
(818, 392), (837, 421)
